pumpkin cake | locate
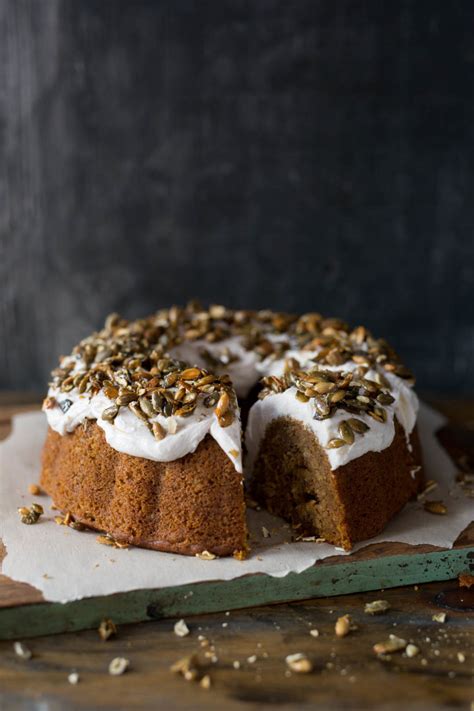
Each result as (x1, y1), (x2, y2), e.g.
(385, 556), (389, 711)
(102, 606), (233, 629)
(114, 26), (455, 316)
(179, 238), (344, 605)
(40, 304), (424, 555)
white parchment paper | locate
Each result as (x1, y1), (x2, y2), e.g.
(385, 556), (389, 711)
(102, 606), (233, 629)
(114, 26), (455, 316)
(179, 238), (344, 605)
(0, 403), (472, 603)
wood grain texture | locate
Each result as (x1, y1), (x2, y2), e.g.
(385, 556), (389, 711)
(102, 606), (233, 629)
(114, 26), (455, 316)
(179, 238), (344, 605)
(1, 1), (474, 394)
(0, 581), (472, 710)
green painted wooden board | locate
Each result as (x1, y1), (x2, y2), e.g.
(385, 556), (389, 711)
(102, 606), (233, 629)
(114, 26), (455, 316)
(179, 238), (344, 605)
(0, 529), (473, 640)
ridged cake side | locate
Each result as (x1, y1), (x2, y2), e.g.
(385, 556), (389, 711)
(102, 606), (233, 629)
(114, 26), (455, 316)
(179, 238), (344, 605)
(41, 424), (248, 557)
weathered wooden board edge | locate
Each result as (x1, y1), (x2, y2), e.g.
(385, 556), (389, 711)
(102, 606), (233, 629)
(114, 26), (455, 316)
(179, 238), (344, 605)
(0, 544), (472, 640)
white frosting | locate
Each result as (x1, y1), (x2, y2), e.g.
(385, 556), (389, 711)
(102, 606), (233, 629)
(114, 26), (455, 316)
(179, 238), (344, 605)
(245, 366), (418, 473)
(44, 334), (418, 478)
(45, 387), (243, 474)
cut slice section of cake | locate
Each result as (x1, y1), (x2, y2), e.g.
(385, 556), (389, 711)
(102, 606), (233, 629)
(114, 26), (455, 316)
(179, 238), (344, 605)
(246, 364), (424, 550)
(42, 425), (246, 556)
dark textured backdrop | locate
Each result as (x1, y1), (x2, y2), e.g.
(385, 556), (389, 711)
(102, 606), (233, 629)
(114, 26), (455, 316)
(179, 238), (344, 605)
(1, 0), (473, 393)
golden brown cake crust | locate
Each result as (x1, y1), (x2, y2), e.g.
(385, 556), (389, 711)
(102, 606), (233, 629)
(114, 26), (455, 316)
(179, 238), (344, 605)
(40, 424), (247, 557)
(252, 416), (424, 550)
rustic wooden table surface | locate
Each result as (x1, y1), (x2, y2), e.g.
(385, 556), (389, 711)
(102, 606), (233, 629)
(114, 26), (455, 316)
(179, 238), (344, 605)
(0, 396), (473, 711)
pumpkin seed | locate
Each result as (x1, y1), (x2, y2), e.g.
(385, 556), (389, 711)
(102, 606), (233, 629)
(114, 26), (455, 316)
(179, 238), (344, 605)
(296, 391), (309, 403)
(116, 393), (136, 406)
(326, 438), (346, 449)
(215, 391), (230, 418)
(180, 367), (201, 381)
(352, 354), (370, 366)
(374, 371), (391, 388)
(347, 418), (369, 433)
(163, 400), (173, 417)
(361, 378), (378, 393)
(305, 372), (332, 383)
(164, 372), (180, 387)
(424, 500), (447, 515)
(77, 375), (90, 393)
(368, 407), (387, 423)
(338, 421), (354, 444)
(129, 401), (148, 422)
(152, 422), (166, 440)
(345, 398), (368, 411)
(183, 392), (197, 404)
(284, 357), (300, 372)
(151, 391), (164, 412)
(139, 396), (155, 417)
(326, 348), (345, 366)
(174, 387), (186, 402)
(102, 404), (119, 422)
(313, 397), (331, 419)
(218, 410), (234, 428)
(195, 374), (215, 387)
(175, 404), (196, 417)
(394, 365), (414, 379)
(377, 392), (395, 405)
(314, 381), (336, 394)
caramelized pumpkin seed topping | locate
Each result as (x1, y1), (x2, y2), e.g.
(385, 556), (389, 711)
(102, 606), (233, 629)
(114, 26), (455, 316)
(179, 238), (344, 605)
(48, 301), (414, 437)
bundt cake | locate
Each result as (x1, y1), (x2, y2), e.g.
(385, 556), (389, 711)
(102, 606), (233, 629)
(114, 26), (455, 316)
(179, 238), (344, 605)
(40, 303), (424, 555)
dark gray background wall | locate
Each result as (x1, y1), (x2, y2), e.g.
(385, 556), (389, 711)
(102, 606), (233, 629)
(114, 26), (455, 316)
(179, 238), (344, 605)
(1, 0), (473, 394)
